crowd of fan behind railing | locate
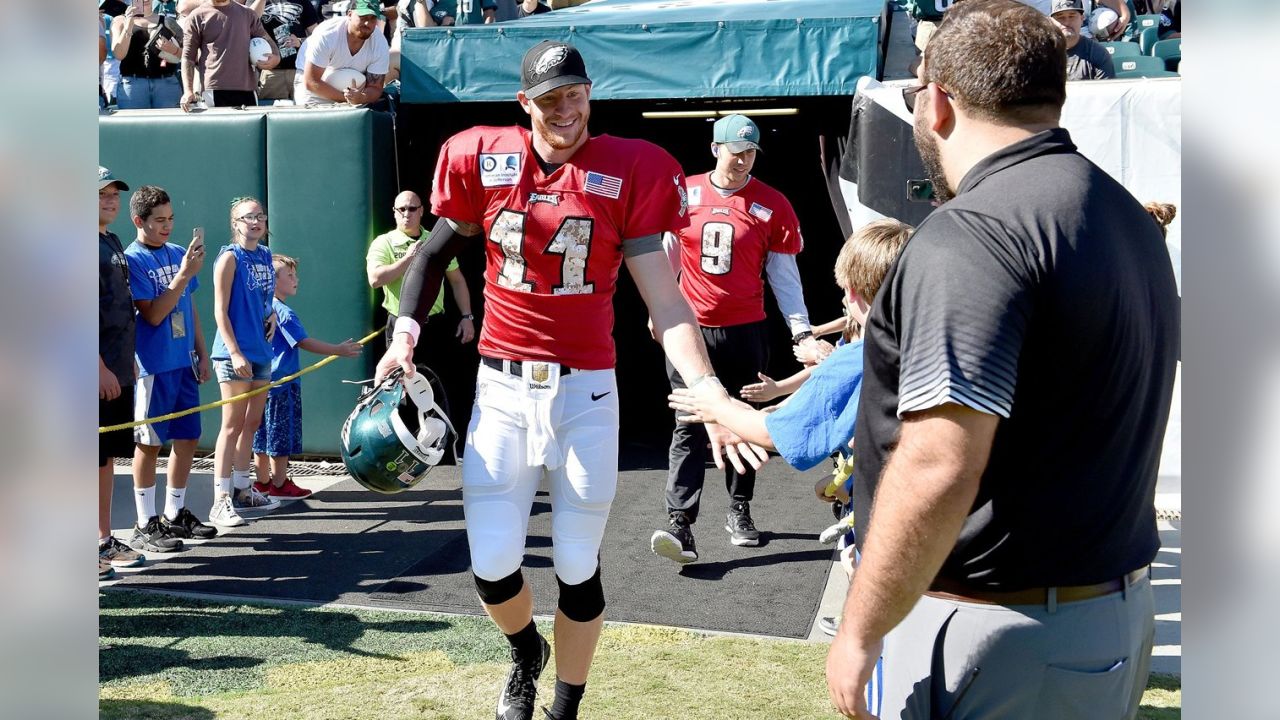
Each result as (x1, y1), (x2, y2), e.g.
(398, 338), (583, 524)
(96, 0), (1180, 113)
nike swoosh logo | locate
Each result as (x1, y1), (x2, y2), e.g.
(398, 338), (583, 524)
(591, 391), (612, 401)
(496, 697), (513, 716)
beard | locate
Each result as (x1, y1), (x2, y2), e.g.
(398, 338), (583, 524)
(535, 113), (589, 152)
(913, 110), (955, 204)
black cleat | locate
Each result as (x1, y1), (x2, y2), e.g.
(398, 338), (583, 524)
(725, 501), (761, 546)
(160, 507), (219, 540)
(651, 510), (698, 564)
(128, 516), (185, 554)
(496, 633), (550, 720)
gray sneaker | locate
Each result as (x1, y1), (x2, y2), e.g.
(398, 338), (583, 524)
(209, 494), (246, 527)
(129, 516), (185, 554)
(99, 536), (144, 568)
(232, 486), (281, 513)
(99, 556), (116, 581)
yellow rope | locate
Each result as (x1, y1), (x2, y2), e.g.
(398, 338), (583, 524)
(98, 326), (384, 434)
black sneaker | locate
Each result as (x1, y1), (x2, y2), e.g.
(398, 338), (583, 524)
(128, 516), (185, 554)
(496, 633), (550, 720)
(160, 507), (219, 540)
(726, 501), (761, 547)
(651, 510), (698, 564)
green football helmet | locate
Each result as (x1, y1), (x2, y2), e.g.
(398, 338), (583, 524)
(340, 368), (457, 494)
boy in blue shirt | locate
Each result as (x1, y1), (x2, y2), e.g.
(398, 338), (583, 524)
(124, 185), (219, 551)
(666, 219), (912, 574)
(252, 254), (362, 498)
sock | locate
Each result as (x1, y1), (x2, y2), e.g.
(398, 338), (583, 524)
(164, 487), (186, 521)
(216, 476), (233, 497)
(546, 679), (586, 720)
(504, 620), (542, 660)
(232, 468), (251, 492)
(134, 485), (156, 527)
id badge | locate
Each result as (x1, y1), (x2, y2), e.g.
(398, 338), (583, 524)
(170, 309), (186, 339)
(522, 361), (560, 400)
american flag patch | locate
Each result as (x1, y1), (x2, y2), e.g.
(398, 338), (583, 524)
(749, 202), (773, 221)
(585, 171), (623, 199)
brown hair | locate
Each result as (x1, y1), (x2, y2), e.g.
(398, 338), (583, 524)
(834, 219), (914, 301)
(129, 185), (171, 221)
(272, 254), (297, 273)
(923, 0), (1067, 125)
(1144, 202), (1177, 238)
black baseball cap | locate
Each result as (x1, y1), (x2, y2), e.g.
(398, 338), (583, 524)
(521, 41), (592, 100)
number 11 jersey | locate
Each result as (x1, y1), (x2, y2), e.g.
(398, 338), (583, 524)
(431, 125), (689, 370)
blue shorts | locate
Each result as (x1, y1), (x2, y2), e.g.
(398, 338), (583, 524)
(134, 369), (202, 446)
(213, 357), (272, 383)
(253, 382), (303, 457)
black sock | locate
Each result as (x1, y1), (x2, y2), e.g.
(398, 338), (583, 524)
(546, 678), (585, 719)
(504, 619), (542, 659)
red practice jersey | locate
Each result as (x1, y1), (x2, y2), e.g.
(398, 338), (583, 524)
(675, 174), (803, 328)
(432, 126), (689, 370)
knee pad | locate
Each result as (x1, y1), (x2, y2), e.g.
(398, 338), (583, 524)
(556, 564), (605, 622)
(474, 568), (524, 606)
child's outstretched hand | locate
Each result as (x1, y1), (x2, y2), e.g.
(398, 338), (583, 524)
(740, 372), (780, 402)
(336, 339), (363, 358)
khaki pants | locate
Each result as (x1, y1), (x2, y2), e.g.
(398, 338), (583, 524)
(258, 68), (297, 101)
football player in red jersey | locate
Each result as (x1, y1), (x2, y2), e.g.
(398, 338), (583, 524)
(373, 41), (764, 720)
(649, 114), (819, 565)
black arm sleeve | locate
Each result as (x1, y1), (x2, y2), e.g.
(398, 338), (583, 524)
(398, 218), (476, 324)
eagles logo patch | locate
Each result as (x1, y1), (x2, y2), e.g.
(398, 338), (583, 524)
(533, 46), (569, 76)
(675, 175), (688, 217)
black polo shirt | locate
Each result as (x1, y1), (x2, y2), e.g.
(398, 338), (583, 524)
(853, 129), (1179, 590)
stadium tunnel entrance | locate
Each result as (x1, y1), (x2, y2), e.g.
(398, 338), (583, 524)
(394, 96), (854, 453)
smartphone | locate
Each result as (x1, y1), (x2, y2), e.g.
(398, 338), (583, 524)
(906, 179), (936, 203)
(131, 0), (147, 14)
(191, 227), (205, 251)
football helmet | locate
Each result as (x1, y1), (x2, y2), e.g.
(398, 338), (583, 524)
(340, 367), (457, 494)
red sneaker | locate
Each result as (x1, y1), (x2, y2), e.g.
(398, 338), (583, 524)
(252, 480), (273, 495)
(269, 478), (313, 499)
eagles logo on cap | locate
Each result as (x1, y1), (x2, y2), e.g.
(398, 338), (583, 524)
(712, 114), (763, 154)
(520, 40), (592, 100)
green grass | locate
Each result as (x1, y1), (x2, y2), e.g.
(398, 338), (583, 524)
(100, 591), (1180, 719)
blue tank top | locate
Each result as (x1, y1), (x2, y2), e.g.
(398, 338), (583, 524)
(211, 243), (275, 364)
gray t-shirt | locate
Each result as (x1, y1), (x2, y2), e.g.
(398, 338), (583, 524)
(1066, 36), (1116, 80)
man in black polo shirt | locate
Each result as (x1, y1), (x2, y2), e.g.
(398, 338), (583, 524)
(825, 2), (1179, 718)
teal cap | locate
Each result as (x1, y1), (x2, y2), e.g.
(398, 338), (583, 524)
(712, 114), (762, 153)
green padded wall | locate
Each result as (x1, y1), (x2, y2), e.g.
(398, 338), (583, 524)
(99, 108), (395, 454)
(265, 108), (396, 454)
(100, 111), (269, 451)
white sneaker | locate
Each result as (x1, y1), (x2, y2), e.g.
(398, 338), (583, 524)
(209, 494), (246, 527)
(232, 486), (281, 513)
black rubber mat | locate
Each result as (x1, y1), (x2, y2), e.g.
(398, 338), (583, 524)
(115, 448), (837, 638)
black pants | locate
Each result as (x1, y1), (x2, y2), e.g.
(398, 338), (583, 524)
(665, 320), (769, 523)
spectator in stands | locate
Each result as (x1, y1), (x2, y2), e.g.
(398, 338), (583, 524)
(245, 0), (320, 103)
(124, 185), (219, 550)
(101, 2), (125, 108)
(1145, 202), (1177, 237)
(181, 0), (280, 111)
(368, 190), (476, 357)
(427, 0), (497, 26)
(296, 0), (390, 106)
(99, 167), (145, 580)
(517, 0), (552, 18)
(252, 254), (362, 500)
(112, 0), (185, 109)
(1051, 0), (1115, 80)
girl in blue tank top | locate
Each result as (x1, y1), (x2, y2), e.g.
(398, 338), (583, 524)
(208, 197), (281, 527)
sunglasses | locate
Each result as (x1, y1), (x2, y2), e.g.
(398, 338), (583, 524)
(902, 82), (953, 113)
(394, 205), (422, 214)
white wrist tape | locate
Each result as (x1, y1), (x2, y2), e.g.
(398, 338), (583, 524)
(393, 316), (422, 346)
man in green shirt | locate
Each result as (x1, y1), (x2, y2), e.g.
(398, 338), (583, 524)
(367, 190), (475, 356)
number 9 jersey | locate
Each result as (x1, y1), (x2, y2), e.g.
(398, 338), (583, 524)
(431, 125), (690, 370)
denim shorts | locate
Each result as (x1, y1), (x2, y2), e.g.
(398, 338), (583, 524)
(213, 358), (272, 383)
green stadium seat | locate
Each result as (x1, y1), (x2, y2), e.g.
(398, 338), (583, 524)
(1116, 68), (1180, 79)
(1132, 13), (1163, 32)
(1115, 56), (1168, 76)
(1138, 26), (1160, 55)
(1151, 38), (1181, 71)
(1102, 41), (1142, 58)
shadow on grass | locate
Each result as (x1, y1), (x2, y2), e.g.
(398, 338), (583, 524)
(1138, 674), (1181, 720)
(100, 699), (215, 720)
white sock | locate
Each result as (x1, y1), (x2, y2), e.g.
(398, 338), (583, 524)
(216, 476), (233, 497)
(134, 485), (156, 527)
(232, 468), (251, 491)
(164, 487), (186, 521)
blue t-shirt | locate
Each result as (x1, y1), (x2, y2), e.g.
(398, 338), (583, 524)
(269, 298), (309, 385)
(124, 241), (199, 377)
(764, 340), (865, 472)
(210, 243), (275, 364)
